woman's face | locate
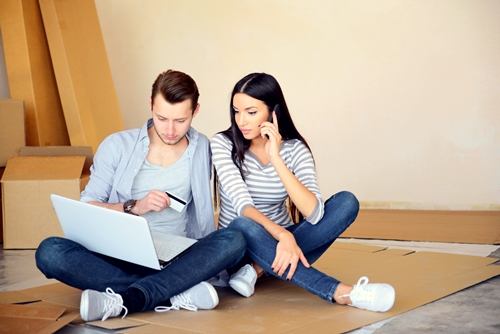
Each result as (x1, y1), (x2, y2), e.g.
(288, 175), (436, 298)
(232, 93), (270, 140)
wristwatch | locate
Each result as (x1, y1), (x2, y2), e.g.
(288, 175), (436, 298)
(123, 199), (137, 215)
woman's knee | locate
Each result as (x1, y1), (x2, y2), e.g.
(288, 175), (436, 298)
(216, 227), (246, 253)
(325, 191), (360, 222)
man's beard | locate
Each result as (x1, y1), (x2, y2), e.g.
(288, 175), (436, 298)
(154, 125), (185, 146)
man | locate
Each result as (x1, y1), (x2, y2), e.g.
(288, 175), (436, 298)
(35, 70), (246, 322)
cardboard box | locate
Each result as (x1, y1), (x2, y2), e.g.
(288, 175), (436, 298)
(0, 0), (70, 147)
(0, 243), (499, 333)
(0, 99), (26, 167)
(0, 146), (92, 249)
(38, 0), (124, 153)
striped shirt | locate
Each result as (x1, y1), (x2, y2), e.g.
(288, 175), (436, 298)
(211, 133), (324, 228)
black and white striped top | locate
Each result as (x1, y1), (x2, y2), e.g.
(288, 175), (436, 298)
(211, 133), (324, 228)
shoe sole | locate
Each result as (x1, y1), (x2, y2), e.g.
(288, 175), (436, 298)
(229, 279), (254, 298)
(200, 282), (219, 309)
(80, 290), (90, 321)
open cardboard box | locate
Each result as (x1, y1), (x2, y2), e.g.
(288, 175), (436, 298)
(0, 146), (93, 249)
(1, 242), (498, 333)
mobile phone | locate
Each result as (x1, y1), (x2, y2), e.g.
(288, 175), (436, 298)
(265, 104), (280, 139)
(165, 191), (187, 212)
(269, 104), (279, 122)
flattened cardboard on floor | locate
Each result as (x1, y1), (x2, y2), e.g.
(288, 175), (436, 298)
(1, 243), (499, 333)
(38, 0), (124, 153)
(342, 208), (500, 245)
(0, 304), (77, 334)
(0, 0), (70, 147)
(0, 99), (25, 167)
(0, 146), (92, 249)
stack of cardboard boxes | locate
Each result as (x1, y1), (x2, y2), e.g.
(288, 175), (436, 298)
(0, 98), (94, 249)
(0, 0), (122, 249)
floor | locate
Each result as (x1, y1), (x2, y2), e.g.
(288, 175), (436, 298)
(1, 240), (499, 333)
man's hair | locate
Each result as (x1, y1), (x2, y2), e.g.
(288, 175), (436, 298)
(151, 70), (199, 112)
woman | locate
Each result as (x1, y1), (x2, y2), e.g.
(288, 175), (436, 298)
(210, 72), (395, 312)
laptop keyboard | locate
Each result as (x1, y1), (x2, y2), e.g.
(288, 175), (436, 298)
(154, 241), (185, 261)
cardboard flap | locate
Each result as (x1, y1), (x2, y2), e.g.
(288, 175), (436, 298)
(1, 156), (85, 181)
(0, 303), (65, 320)
(0, 290), (41, 304)
(19, 146), (93, 174)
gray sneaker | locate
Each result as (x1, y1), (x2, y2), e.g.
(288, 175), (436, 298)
(229, 264), (257, 297)
(155, 281), (219, 312)
(80, 288), (128, 322)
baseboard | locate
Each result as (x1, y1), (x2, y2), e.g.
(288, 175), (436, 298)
(341, 209), (500, 244)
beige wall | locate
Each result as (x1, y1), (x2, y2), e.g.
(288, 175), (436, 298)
(93, 0), (499, 211)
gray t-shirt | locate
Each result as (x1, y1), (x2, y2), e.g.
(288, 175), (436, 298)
(131, 145), (192, 236)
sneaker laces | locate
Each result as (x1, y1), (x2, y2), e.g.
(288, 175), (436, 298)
(102, 288), (128, 321)
(339, 276), (369, 301)
(155, 292), (197, 312)
(238, 265), (257, 281)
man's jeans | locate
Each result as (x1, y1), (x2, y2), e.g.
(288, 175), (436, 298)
(36, 228), (246, 311)
(229, 191), (359, 303)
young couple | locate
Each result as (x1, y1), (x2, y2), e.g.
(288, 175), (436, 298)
(35, 69), (395, 322)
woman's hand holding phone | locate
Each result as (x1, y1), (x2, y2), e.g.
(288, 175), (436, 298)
(261, 105), (282, 161)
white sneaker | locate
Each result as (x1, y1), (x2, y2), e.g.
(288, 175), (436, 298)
(229, 264), (257, 298)
(80, 288), (128, 322)
(155, 281), (219, 312)
(340, 276), (395, 312)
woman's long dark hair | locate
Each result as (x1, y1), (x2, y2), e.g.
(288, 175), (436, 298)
(214, 73), (313, 223)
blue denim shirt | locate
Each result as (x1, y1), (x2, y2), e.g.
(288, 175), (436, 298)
(81, 119), (215, 239)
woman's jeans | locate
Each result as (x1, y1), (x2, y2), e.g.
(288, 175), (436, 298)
(229, 191), (359, 303)
(35, 228), (246, 311)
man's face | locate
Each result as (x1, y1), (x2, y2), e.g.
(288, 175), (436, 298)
(150, 94), (199, 146)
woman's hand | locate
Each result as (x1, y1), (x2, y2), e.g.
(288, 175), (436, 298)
(272, 230), (310, 280)
(260, 111), (282, 162)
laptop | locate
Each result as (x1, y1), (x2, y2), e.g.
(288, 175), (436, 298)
(50, 194), (197, 270)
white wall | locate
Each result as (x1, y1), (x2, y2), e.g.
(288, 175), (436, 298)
(93, 0), (499, 211)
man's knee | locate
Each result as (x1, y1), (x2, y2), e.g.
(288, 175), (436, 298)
(35, 237), (71, 276)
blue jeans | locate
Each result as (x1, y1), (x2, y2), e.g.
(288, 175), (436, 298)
(229, 191), (359, 303)
(36, 228), (246, 311)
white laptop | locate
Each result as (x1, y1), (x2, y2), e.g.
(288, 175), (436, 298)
(50, 194), (197, 270)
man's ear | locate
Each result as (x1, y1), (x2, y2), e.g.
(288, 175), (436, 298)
(149, 98), (153, 111)
(192, 103), (201, 118)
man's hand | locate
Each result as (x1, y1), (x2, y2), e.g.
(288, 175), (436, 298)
(132, 190), (171, 215)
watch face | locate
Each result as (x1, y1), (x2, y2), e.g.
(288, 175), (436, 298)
(124, 199), (136, 213)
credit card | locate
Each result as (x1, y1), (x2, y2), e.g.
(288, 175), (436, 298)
(165, 191), (187, 212)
